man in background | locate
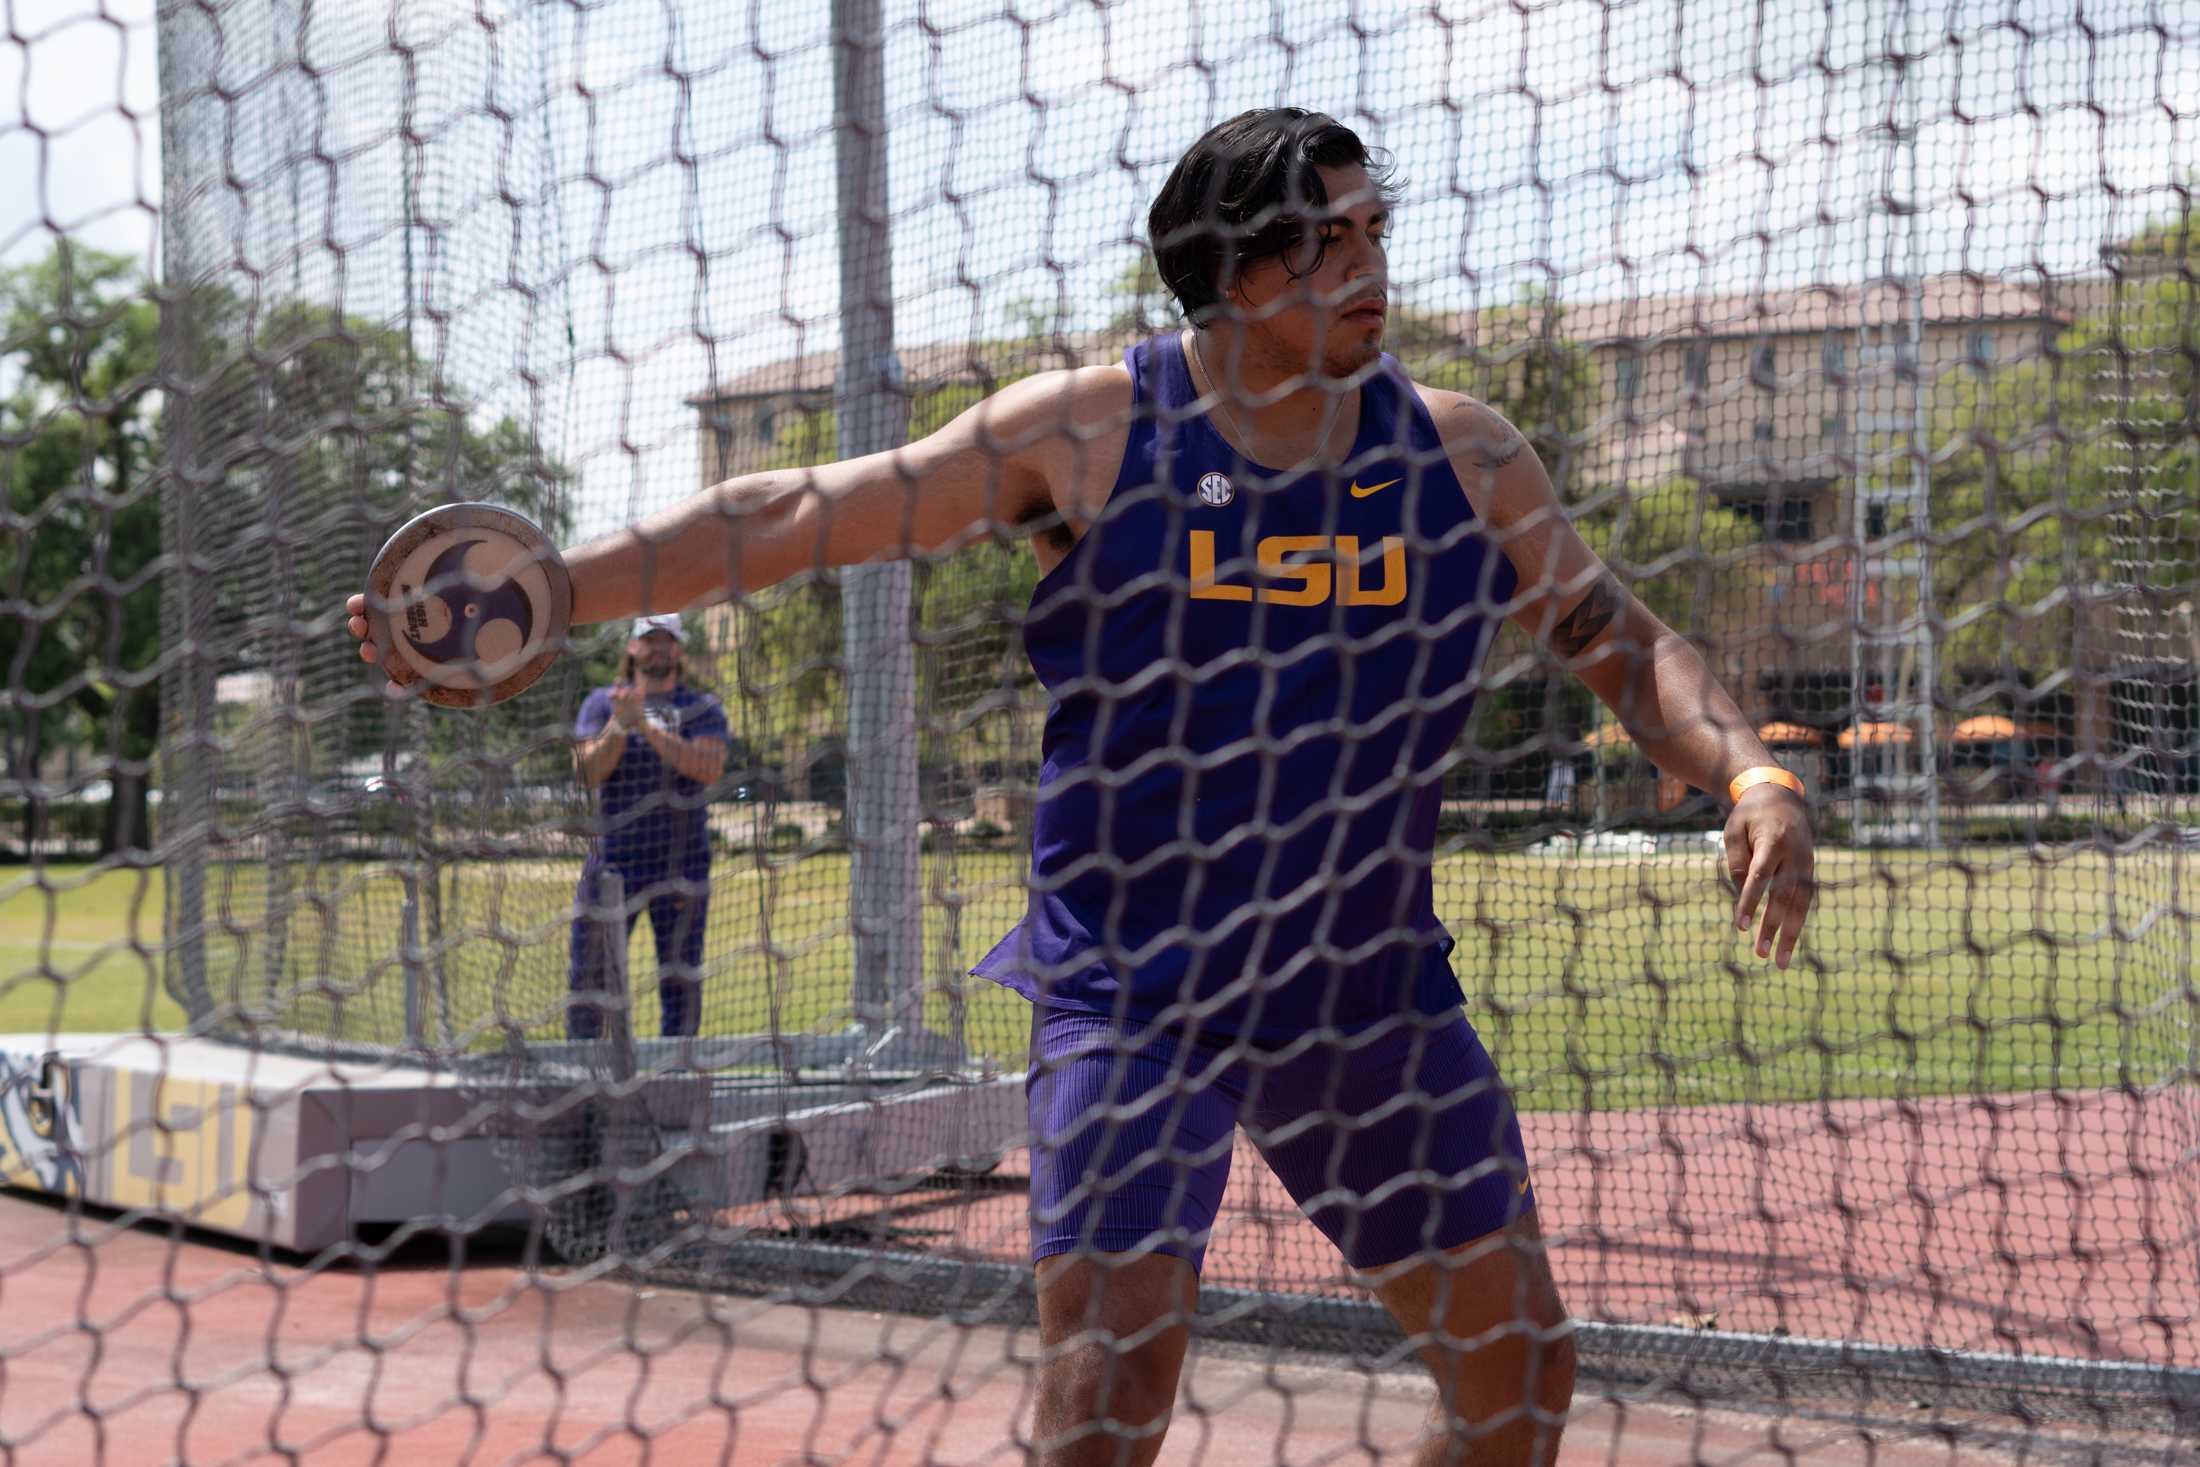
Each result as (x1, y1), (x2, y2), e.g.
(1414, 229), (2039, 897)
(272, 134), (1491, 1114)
(568, 614), (728, 1039)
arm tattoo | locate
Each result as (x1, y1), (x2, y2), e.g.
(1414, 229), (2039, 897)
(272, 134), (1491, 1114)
(1549, 580), (1620, 658)
(1472, 430), (1527, 470)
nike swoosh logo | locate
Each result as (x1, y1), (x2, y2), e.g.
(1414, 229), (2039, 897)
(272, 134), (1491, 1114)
(1349, 478), (1400, 499)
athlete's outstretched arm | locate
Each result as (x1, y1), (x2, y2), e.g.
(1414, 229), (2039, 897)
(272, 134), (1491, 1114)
(556, 368), (1109, 623)
(346, 366), (1120, 654)
(1426, 390), (1816, 968)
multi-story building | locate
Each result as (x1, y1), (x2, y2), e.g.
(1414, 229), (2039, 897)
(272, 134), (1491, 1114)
(689, 335), (1125, 485)
(1535, 270), (2189, 798)
(691, 269), (2195, 805)
(1455, 275), (2085, 756)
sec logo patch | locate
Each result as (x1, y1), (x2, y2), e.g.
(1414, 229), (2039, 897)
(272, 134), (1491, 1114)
(1196, 471), (1234, 507)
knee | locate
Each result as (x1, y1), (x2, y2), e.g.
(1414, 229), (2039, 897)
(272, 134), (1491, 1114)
(1422, 1298), (1575, 1436)
(1423, 1319), (1573, 1467)
(1042, 1305), (1184, 1418)
(1037, 1339), (1179, 1467)
(1504, 1281), (1575, 1412)
(1469, 1308), (1574, 1409)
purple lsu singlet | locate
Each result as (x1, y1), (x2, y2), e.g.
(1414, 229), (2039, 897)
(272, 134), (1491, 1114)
(971, 334), (1518, 1040)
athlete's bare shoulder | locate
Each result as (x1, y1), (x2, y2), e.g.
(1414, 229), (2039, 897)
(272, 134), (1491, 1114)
(1409, 381), (1546, 525)
(1410, 383), (1527, 469)
(973, 363), (1135, 536)
(975, 364), (1133, 444)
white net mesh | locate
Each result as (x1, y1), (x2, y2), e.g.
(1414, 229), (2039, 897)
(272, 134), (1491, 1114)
(3, 0), (2200, 1459)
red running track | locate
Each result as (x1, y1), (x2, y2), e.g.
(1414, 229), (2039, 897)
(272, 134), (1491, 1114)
(0, 1186), (2121, 1466)
(741, 1087), (2200, 1365)
(0, 1086), (2190, 1463)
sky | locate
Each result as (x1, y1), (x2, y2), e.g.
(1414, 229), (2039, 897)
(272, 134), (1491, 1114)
(5, 0), (2197, 534)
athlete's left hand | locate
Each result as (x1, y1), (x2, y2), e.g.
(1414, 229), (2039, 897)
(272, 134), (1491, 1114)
(1724, 786), (1815, 968)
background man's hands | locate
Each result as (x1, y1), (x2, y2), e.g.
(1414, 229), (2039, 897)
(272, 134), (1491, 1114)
(608, 683), (647, 732)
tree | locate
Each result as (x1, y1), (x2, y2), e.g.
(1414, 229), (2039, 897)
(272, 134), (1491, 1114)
(1573, 477), (1765, 636)
(1398, 288), (1602, 486)
(167, 288), (576, 782)
(1104, 256), (1173, 337)
(1927, 252), (2200, 688)
(1001, 291), (1074, 347)
(0, 243), (162, 853)
(2106, 185), (2194, 272)
(738, 379), (1040, 789)
(0, 242), (576, 854)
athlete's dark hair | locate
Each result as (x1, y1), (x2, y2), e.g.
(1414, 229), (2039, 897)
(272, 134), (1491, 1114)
(1148, 108), (1399, 324)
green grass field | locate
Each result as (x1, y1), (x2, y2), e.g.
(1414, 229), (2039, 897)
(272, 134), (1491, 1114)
(0, 864), (185, 1034)
(0, 843), (2186, 1112)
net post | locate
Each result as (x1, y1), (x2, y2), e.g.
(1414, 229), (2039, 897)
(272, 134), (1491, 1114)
(588, 866), (653, 1242)
(831, 0), (928, 1068)
(583, 867), (636, 1086)
(154, 398), (215, 1023)
(152, 15), (213, 1028)
(1896, 0), (1942, 849)
(400, 861), (424, 1050)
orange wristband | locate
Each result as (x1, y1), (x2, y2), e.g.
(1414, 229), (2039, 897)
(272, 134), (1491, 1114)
(1729, 766), (1804, 804)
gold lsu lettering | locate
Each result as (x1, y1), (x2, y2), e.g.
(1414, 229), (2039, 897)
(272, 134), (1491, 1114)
(1188, 530), (1406, 606)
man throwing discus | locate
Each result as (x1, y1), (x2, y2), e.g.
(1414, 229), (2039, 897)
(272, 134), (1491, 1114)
(348, 106), (1814, 1466)
(567, 613), (728, 1040)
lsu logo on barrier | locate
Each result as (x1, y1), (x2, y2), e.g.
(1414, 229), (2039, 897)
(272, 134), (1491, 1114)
(0, 1052), (80, 1195)
(1188, 530), (1406, 606)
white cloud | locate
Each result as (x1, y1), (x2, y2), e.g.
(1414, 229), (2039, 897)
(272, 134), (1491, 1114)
(1, 3), (161, 265)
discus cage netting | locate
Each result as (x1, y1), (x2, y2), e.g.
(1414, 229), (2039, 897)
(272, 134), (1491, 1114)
(6, 0), (2200, 1449)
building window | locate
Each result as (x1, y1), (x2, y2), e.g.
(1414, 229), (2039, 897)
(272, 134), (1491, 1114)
(1724, 491), (1814, 543)
(1610, 356), (1645, 402)
(1754, 419), (1777, 440)
(1822, 334), (1846, 379)
(1685, 344), (1711, 389)
(1866, 501), (1889, 539)
(1860, 340), (1915, 371)
(1821, 413), (1846, 439)
(1967, 329), (1997, 367)
(1752, 343), (1777, 382)
(1770, 496), (1813, 542)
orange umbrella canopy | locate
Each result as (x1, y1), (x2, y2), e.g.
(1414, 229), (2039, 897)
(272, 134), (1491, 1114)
(1836, 721), (1914, 748)
(1756, 721), (1824, 747)
(1949, 715), (2036, 742)
(1590, 723), (1829, 749)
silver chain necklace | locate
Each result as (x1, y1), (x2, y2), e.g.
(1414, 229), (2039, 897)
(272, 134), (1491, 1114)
(1189, 332), (1342, 466)
(1188, 332), (1259, 456)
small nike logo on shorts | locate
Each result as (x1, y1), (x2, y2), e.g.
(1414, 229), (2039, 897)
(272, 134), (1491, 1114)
(1516, 1178), (1531, 1195)
(1348, 478), (1400, 499)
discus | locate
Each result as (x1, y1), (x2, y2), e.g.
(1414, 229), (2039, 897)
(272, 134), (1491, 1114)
(365, 503), (572, 708)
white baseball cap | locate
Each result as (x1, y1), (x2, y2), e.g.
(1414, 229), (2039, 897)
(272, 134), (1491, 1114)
(630, 613), (685, 642)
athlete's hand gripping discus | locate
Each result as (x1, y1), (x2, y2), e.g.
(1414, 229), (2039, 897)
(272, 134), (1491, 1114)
(363, 503), (573, 708)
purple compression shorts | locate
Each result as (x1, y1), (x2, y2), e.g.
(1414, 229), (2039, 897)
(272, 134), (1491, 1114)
(1025, 1005), (1535, 1273)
